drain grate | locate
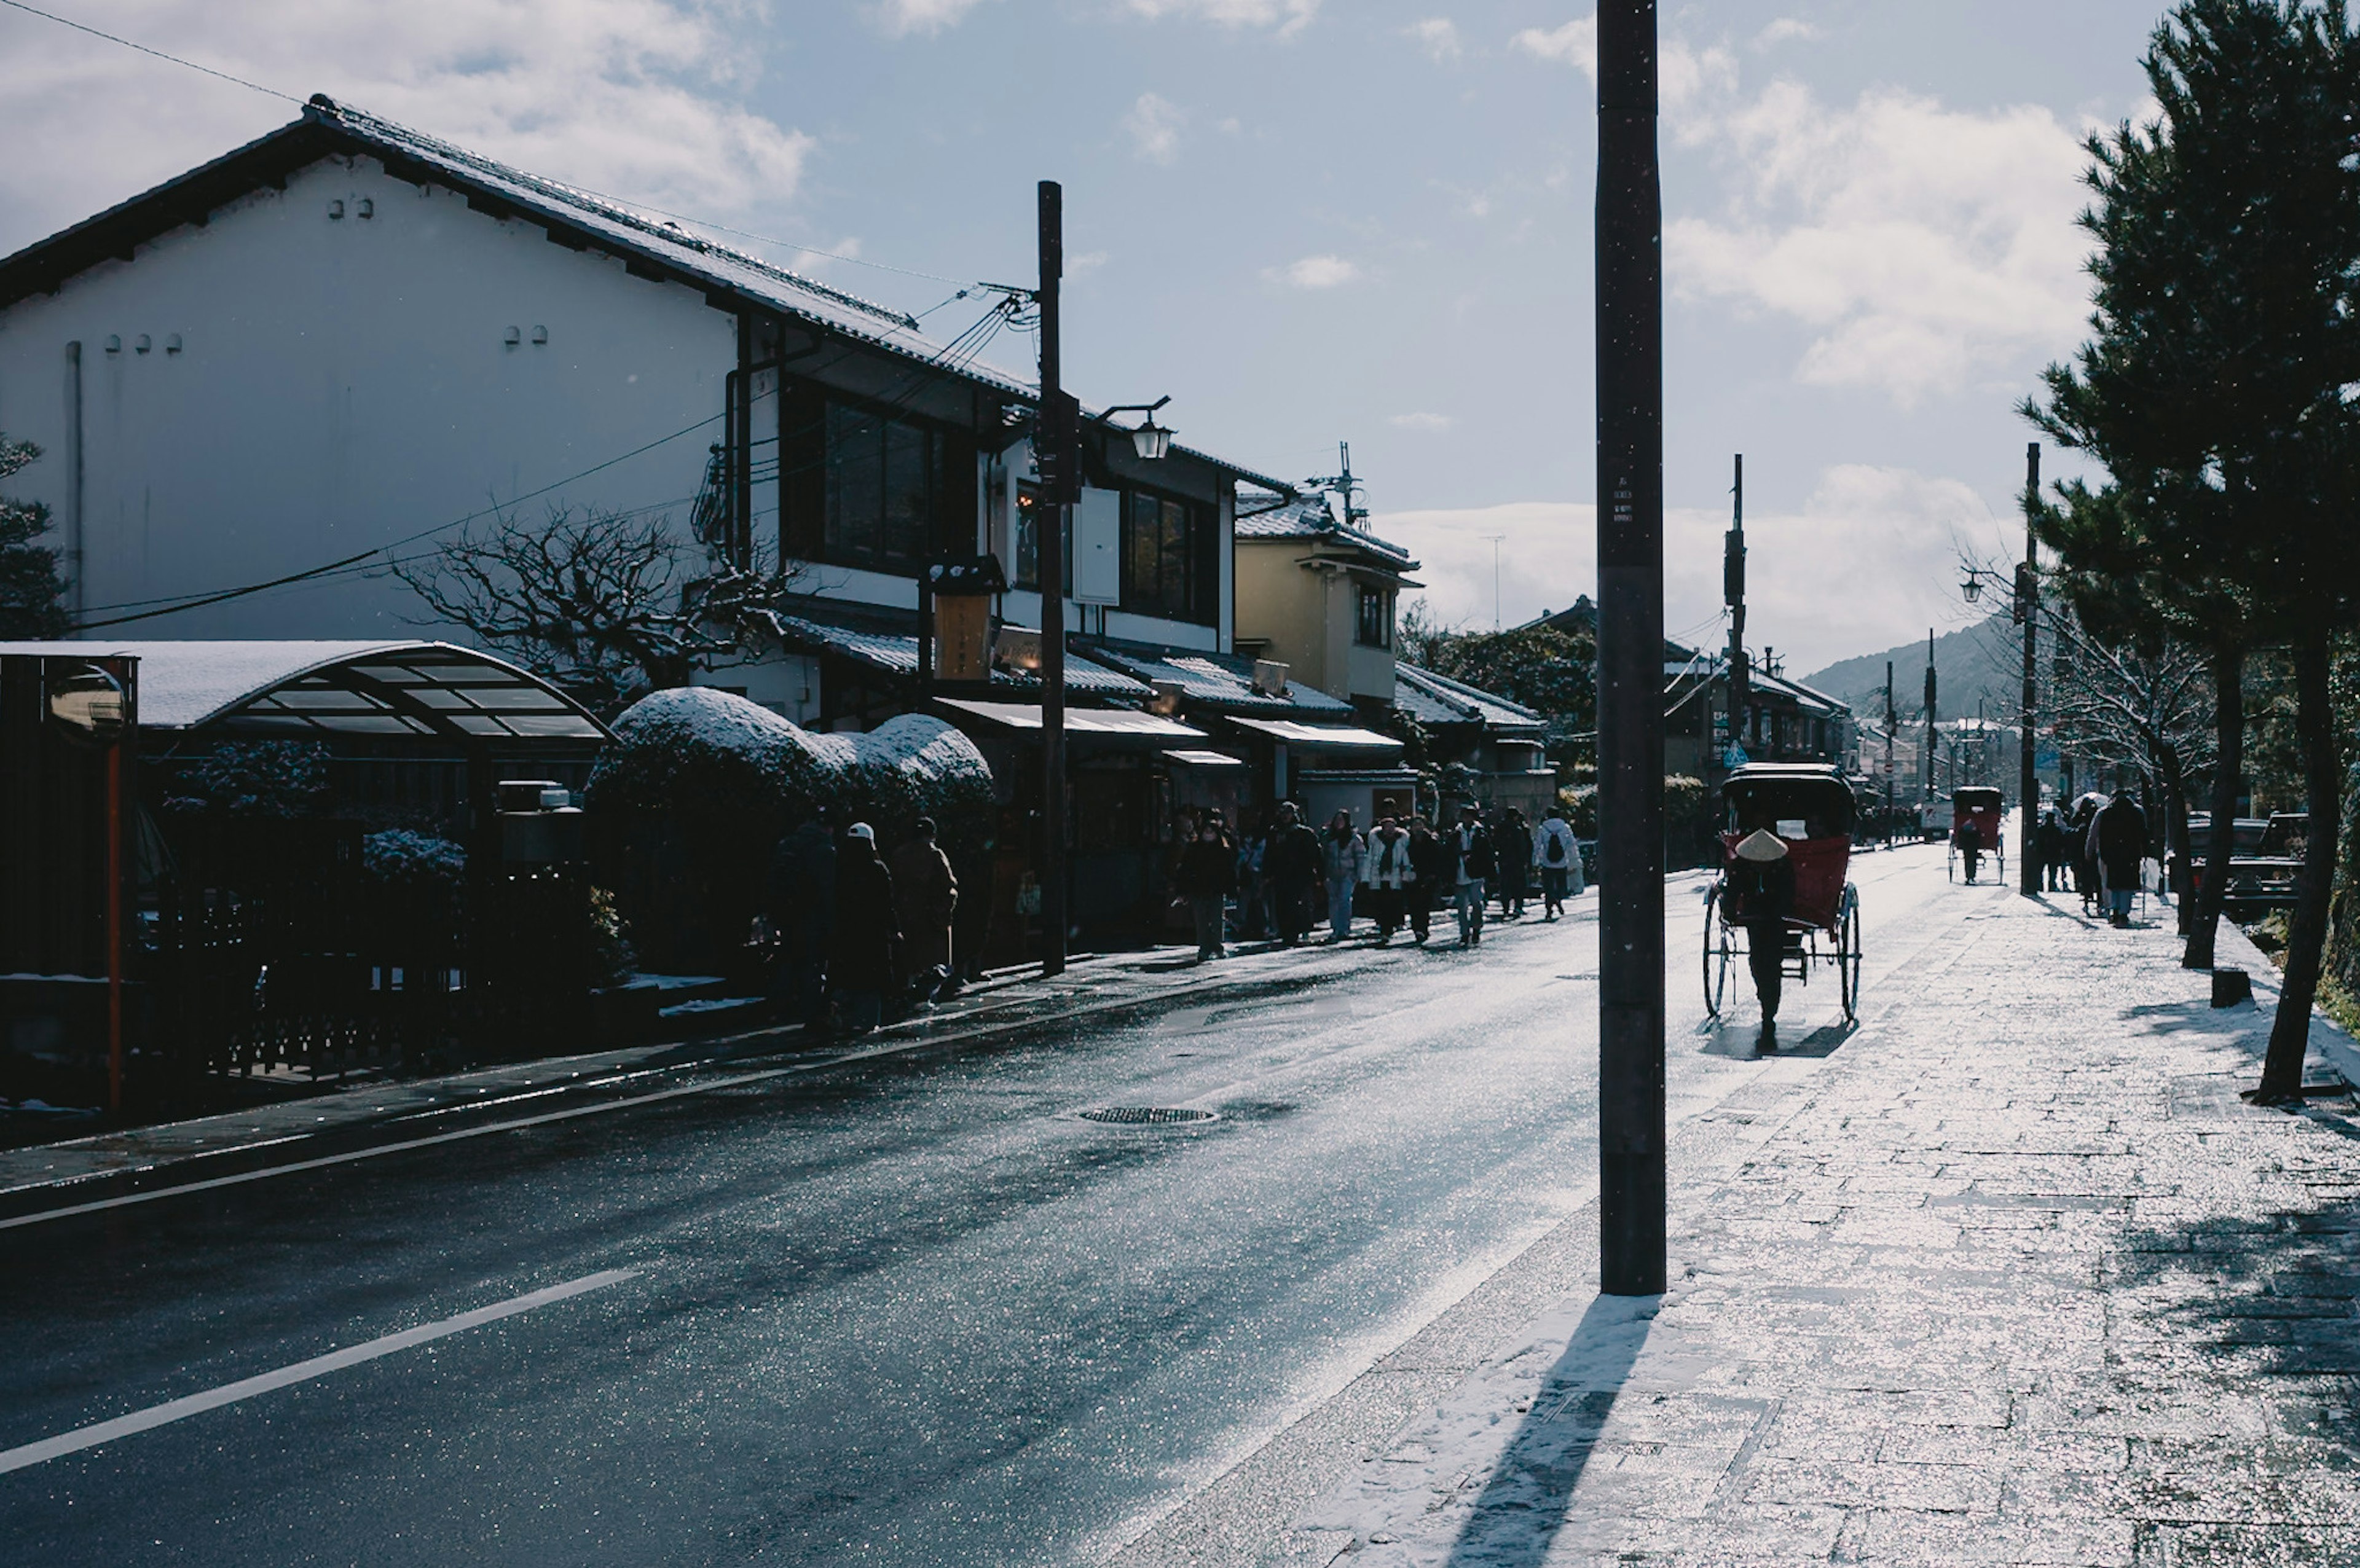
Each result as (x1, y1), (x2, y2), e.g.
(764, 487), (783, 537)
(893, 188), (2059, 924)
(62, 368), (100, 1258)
(1077, 1105), (1217, 1126)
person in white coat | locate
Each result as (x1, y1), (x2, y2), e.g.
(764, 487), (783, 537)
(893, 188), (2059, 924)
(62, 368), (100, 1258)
(1361, 816), (1415, 943)
(1533, 809), (1583, 919)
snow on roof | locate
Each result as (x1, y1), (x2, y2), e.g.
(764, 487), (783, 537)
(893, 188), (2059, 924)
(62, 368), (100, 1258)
(1087, 643), (1354, 714)
(1225, 717), (1403, 751)
(935, 700), (1206, 739)
(0, 640), (608, 737)
(1233, 495), (1418, 568)
(1393, 663), (1544, 732)
(766, 615), (1151, 696)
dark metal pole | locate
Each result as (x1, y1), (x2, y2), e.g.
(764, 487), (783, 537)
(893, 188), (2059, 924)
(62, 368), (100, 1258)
(1923, 629), (1937, 807)
(1724, 453), (1747, 762)
(1037, 181), (1069, 978)
(1885, 660), (1897, 849)
(1596, 0), (1665, 1299)
(2019, 442), (2040, 896)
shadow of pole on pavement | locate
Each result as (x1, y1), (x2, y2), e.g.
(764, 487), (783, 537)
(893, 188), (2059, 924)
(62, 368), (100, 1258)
(1444, 1292), (1658, 1567)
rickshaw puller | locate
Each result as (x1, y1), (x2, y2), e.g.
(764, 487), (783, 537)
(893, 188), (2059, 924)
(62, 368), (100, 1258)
(1951, 816), (1983, 884)
(1726, 829), (1796, 1053)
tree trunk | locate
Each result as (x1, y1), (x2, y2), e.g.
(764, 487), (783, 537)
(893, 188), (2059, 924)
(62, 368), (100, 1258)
(2257, 636), (2340, 1100)
(2184, 643), (2244, 969)
(2156, 753), (2190, 935)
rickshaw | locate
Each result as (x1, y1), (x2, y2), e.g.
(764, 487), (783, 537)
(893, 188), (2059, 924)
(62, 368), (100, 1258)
(1704, 764), (1863, 1023)
(1947, 787), (2005, 882)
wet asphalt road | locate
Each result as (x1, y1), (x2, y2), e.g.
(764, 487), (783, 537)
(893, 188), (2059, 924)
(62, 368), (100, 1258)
(0, 842), (1976, 1566)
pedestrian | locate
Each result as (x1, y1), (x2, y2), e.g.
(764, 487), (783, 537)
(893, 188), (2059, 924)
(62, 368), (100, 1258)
(1266, 801), (1323, 947)
(1951, 813), (1984, 884)
(1452, 804), (1495, 947)
(1406, 815), (1449, 946)
(768, 807), (836, 1027)
(832, 822), (901, 1033)
(2090, 790), (2149, 928)
(2068, 797), (2101, 914)
(1495, 808), (1533, 919)
(1235, 819), (1269, 939)
(1533, 806), (1581, 919)
(1175, 818), (1237, 961)
(1321, 810), (1366, 941)
(1363, 815), (1414, 943)
(889, 816), (959, 1006)
(1725, 828), (1796, 1053)
(2037, 808), (2069, 893)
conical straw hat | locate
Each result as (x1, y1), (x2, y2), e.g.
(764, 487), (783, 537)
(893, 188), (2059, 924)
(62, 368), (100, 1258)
(1734, 828), (1789, 862)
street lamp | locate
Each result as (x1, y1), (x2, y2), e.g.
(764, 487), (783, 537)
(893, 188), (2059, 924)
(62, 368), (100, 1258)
(1961, 572), (1983, 605)
(1101, 396), (1174, 460)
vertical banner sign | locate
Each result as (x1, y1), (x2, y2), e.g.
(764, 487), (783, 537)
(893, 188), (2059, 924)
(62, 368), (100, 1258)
(1596, 0), (1667, 1297)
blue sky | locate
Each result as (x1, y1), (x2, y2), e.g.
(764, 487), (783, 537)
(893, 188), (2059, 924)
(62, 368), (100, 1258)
(0, 1), (2171, 671)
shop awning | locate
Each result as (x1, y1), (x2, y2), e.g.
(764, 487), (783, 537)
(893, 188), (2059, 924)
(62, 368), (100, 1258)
(937, 699), (1206, 739)
(1162, 748), (1245, 768)
(1226, 717), (1403, 751)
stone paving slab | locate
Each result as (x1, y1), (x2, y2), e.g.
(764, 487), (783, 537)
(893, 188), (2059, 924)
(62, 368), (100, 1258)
(1315, 893), (2360, 1566)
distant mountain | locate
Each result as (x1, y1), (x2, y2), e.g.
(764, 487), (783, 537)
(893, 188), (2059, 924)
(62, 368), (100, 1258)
(1798, 615), (2023, 723)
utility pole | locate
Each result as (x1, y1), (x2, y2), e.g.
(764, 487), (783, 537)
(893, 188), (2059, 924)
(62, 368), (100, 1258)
(1884, 659), (1897, 849)
(1595, 0), (1665, 1299)
(2019, 442), (2040, 896)
(1922, 628), (1937, 809)
(1482, 534), (1506, 629)
(1036, 181), (1072, 978)
(1725, 454), (1747, 764)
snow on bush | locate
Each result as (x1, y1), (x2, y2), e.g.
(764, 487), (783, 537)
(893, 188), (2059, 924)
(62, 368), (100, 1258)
(362, 828), (468, 883)
(589, 686), (991, 844)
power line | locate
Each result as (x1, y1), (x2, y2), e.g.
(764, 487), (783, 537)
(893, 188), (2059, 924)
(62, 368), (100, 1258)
(0, 0), (985, 295)
(0, 0), (298, 102)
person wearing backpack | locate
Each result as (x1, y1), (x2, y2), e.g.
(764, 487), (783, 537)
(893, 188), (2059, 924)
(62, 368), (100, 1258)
(1534, 807), (1581, 919)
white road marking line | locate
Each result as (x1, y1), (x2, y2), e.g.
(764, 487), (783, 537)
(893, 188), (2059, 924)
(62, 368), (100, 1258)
(0, 1268), (638, 1475)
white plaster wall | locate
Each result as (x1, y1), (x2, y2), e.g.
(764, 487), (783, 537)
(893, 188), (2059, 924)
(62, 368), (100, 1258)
(0, 155), (734, 639)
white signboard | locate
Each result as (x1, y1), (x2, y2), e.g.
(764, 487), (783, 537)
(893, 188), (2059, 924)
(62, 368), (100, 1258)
(1073, 487), (1122, 606)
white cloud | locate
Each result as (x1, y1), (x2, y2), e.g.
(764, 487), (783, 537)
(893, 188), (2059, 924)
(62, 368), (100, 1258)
(1275, 254), (1361, 289)
(1667, 81), (2091, 406)
(1376, 465), (1997, 671)
(1405, 18), (1461, 63)
(1389, 412), (1455, 432)
(1123, 0), (1320, 38)
(1661, 40), (1738, 114)
(878, 0), (990, 36)
(0, 0), (815, 257)
(1122, 92), (1186, 165)
(1512, 15), (1597, 75)
(1755, 17), (1814, 49)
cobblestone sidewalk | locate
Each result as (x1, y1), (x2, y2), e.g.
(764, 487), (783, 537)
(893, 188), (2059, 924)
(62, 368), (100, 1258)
(1317, 893), (2360, 1566)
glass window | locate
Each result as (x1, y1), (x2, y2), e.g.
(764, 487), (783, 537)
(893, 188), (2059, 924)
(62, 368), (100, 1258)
(1014, 482), (1041, 589)
(1122, 490), (1197, 622)
(1356, 586), (1393, 648)
(792, 395), (974, 578)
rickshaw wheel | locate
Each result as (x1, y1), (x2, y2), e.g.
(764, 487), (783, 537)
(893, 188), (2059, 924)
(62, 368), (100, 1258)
(1946, 845), (1956, 882)
(1703, 884), (1733, 1016)
(1838, 885), (1862, 1021)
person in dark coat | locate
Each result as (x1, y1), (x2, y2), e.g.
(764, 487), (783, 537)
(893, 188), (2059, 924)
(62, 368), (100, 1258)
(769, 809), (836, 1027)
(889, 816), (959, 1004)
(1725, 828), (1797, 1053)
(832, 823), (901, 1032)
(2036, 809), (2069, 893)
(1265, 802), (1323, 947)
(2067, 796), (2101, 912)
(1495, 808), (1534, 919)
(1406, 817), (1450, 945)
(1951, 814), (1984, 884)
(1174, 820), (1238, 961)
(2090, 791), (2150, 927)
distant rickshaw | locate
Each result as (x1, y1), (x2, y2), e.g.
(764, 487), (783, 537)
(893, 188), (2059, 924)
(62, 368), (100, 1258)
(1947, 788), (2005, 883)
(1704, 764), (1863, 1023)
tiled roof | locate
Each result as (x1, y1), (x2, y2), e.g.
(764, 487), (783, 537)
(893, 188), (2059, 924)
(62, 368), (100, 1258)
(1087, 643), (1354, 715)
(1233, 495), (1418, 568)
(0, 97), (1303, 495)
(766, 616), (1150, 696)
(1393, 662), (1545, 732)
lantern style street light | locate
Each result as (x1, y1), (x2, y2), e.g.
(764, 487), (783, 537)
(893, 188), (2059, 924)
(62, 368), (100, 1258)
(1100, 396), (1174, 460)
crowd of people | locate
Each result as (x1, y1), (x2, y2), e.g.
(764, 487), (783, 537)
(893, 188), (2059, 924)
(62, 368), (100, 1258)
(1169, 798), (1587, 962)
(766, 809), (963, 1037)
(1945, 790), (2156, 928)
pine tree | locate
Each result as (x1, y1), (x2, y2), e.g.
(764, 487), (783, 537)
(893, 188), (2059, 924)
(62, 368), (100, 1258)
(0, 434), (69, 638)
